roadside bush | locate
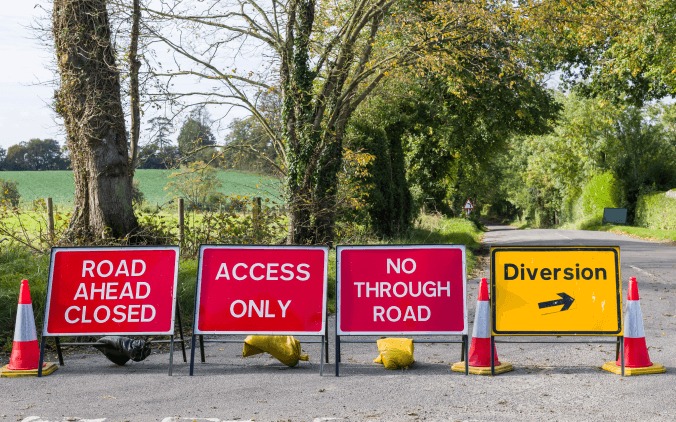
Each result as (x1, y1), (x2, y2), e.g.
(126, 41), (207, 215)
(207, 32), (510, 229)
(635, 191), (676, 230)
(0, 179), (20, 207)
(577, 171), (625, 222)
(0, 245), (50, 353)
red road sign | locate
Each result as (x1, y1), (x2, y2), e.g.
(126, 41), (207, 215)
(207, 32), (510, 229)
(43, 247), (179, 336)
(337, 245), (467, 335)
(194, 245), (328, 335)
(463, 199), (474, 210)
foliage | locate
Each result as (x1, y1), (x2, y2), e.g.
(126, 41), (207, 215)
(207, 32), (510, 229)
(165, 162), (223, 210)
(131, 180), (145, 206)
(367, 71), (561, 218)
(346, 116), (414, 237)
(577, 171), (625, 223)
(635, 191), (676, 231)
(0, 179), (21, 207)
(3, 139), (70, 171)
(529, 0), (676, 106)
(138, 117), (179, 169)
(498, 94), (676, 226)
(176, 109), (217, 163)
(219, 92), (283, 175)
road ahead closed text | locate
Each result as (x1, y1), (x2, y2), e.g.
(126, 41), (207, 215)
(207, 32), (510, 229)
(337, 246), (467, 335)
(44, 247), (179, 335)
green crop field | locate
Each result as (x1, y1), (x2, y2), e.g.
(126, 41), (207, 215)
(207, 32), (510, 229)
(0, 169), (282, 207)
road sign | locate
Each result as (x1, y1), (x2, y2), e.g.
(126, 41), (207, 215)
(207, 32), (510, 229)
(194, 245), (328, 335)
(463, 200), (474, 210)
(491, 246), (622, 335)
(337, 245), (467, 335)
(43, 247), (180, 336)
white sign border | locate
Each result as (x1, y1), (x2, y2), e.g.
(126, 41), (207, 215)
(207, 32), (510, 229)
(193, 244), (329, 336)
(42, 246), (181, 337)
(336, 244), (468, 336)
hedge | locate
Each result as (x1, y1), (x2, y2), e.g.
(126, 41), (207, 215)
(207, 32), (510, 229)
(576, 171), (625, 222)
(635, 191), (676, 230)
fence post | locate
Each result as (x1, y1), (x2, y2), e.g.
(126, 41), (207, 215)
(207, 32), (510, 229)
(47, 198), (54, 239)
(178, 198), (184, 246)
(252, 197), (261, 242)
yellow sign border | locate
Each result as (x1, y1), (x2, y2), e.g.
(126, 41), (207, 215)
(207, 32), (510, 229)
(491, 246), (622, 336)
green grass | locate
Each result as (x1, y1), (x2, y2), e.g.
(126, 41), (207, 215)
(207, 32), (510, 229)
(0, 169), (282, 207)
(0, 214), (484, 348)
(560, 218), (676, 242)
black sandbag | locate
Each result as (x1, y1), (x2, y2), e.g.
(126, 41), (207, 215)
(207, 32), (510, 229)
(92, 336), (152, 366)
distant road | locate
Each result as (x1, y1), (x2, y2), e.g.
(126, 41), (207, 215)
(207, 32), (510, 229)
(2, 223), (675, 422)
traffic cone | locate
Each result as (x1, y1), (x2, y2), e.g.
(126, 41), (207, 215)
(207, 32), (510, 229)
(452, 278), (513, 375)
(602, 277), (665, 375)
(0, 280), (57, 377)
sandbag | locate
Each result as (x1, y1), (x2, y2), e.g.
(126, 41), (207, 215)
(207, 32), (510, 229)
(242, 335), (309, 367)
(373, 338), (414, 369)
(92, 336), (152, 366)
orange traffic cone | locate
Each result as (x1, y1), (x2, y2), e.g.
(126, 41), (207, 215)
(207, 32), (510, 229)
(0, 280), (57, 377)
(603, 277), (665, 375)
(452, 278), (513, 375)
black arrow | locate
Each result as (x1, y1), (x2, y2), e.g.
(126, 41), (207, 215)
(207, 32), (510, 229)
(538, 293), (575, 311)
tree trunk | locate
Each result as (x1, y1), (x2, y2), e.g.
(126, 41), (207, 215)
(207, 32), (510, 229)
(53, 0), (138, 239)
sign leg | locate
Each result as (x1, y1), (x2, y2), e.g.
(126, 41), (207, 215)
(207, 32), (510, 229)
(464, 334), (469, 375)
(55, 336), (64, 366)
(335, 335), (340, 377)
(320, 335), (324, 377)
(199, 335), (206, 363)
(168, 335), (175, 376)
(189, 335), (196, 376)
(38, 336), (46, 378)
(325, 322), (329, 364)
(620, 336), (625, 376)
(490, 336), (495, 376)
(176, 303), (187, 363)
(461, 335), (466, 362)
(615, 336), (620, 361)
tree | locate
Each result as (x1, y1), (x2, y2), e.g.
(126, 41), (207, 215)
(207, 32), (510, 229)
(0, 147), (6, 171)
(53, 0), (137, 238)
(220, 91), (283, 175)
(3, 139), (70, 171)
(139, 117), (177, 169)
(165, 162), (222, 210)
(177, 109), (217, 163)
(143, 0), (538, 244)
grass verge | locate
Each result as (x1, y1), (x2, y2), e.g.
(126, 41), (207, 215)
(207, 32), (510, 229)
(560, 219), (676, 243)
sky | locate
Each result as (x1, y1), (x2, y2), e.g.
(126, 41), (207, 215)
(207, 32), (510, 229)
(0, 2), (59, 149)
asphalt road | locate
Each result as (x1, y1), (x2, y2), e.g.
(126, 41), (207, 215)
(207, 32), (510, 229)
(1, 223), (675, 421)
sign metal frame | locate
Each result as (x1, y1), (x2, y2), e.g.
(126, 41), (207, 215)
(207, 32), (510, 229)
(38, 246), (186, 377)
(335, 244), (469, 376)
(189, 244), (330, 376)
(489, 245), (625, 376)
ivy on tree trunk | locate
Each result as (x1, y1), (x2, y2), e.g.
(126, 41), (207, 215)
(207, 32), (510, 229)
(53, 0), (138, 239)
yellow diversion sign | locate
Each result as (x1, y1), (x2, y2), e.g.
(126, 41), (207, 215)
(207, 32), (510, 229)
(491, 247), (622, 336)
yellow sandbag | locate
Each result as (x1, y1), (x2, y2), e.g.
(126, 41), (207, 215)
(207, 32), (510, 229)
(373, 338), (414, 369)
(242, 335), (309, 367)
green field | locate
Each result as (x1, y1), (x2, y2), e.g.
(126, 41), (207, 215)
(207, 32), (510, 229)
(0, 169), (282, 206)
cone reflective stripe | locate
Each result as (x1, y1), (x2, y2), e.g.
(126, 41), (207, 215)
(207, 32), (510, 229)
(468, 279), (501, 367)
(7, 280), (40, 371)
(616, 277), (651, 368)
